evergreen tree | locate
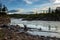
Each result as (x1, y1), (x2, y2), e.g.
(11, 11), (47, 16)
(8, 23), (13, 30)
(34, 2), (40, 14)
(55, 8), (58, 13)
(0, 3), (2, 12)
(2, 5), (8, 12)
(55, 7), (60, 14)
(52, 10), (54, 13)
(48, 7), (51, 13)
(2, 5), (8, 15)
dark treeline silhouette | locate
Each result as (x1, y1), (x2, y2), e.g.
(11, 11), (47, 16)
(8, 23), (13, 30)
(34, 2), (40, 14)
(0, 3), (8, 15)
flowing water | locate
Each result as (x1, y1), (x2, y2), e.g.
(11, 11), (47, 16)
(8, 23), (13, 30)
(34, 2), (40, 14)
(10, 18), (60, 38)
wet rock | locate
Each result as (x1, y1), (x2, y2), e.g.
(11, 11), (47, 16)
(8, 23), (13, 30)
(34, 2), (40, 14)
(24, 25), (28, 32)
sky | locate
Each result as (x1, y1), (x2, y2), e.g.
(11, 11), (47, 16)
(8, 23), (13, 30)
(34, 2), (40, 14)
(0, 0), (60, 12)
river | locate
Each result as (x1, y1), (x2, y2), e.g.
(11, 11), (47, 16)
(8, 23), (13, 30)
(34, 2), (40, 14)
(10, 18), (60, 38)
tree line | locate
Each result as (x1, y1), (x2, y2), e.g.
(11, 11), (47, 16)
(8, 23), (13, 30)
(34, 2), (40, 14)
(8, 7), (60, 21)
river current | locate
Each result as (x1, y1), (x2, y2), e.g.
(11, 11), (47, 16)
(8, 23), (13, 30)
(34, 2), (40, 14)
(10, 18), (60, 38)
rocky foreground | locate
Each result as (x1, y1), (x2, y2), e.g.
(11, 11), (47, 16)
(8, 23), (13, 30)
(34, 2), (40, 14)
(0, 25), (60, 40)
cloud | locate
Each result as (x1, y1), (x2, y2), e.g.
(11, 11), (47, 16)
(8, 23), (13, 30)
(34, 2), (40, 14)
(32, 0), (60, 13)
(54, 0), (60, 3)
(18, 8), (25, 12)
(49, 0), (60, 3)
(24, 0), (39, 4)
(16, 8), (26, 13)
(24, 0), (32, 4)
(31, 2), (60, 13)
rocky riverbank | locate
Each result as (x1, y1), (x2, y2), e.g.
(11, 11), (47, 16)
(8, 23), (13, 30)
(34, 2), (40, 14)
(0, 14), (10, 26)
(0, 25), (60, 40)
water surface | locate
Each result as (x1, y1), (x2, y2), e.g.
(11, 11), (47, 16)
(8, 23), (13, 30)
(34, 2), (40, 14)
(10, 18), (60, 38)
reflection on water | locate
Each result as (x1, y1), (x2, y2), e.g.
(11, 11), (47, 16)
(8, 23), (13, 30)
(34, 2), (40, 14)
(10, 18), (60, 38)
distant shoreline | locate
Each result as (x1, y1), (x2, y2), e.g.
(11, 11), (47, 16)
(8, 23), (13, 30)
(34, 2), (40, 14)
(9, 13), (60, 21)
(10, 17), (60, 21)
(22, 18), (60, 21)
